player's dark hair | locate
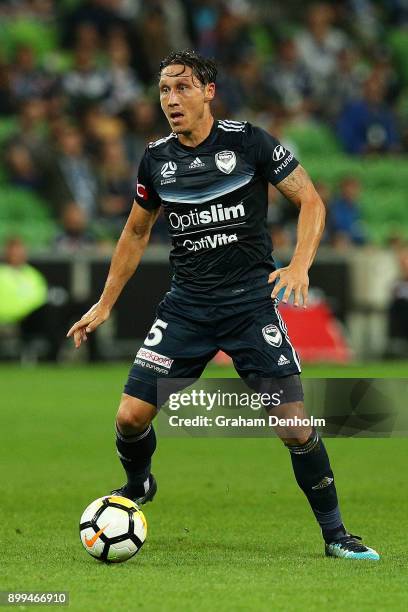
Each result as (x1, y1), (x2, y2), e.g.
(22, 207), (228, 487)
(159, 50), (217, 86)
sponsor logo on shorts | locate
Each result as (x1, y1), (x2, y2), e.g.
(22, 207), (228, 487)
(136, 348), (173, 369)
(134, 359), (170, 374)
(262, 324), (282, 347)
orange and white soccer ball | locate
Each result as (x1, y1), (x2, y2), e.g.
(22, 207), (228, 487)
(79, 495), (147, 563)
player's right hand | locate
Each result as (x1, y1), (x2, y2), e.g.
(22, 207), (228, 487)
(66, 301), (111, 348)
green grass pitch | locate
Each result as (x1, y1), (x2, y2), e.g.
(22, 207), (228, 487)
(0, 363), (406, 611)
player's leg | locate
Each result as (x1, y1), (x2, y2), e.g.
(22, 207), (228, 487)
(219, 298), (379, 559)
(113, 395), (158, 504)
(267, 391), (379, 559)
(113, 293), (217, 503)
(245, 374), (348, 545)
(266, 389), (345, 543)
(217, 300), (344, 537)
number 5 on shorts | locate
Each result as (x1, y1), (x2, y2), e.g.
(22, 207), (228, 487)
(144, 318), (168, 347)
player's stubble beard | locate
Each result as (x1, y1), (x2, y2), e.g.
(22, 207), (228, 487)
(169, 106), (210, 140)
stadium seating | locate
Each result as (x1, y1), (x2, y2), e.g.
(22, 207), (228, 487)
(388, 29), (408, 86)
(0, 117), (19, 151)
(0, 17), (57, 61)
(0, 187), (57, 248)
(0, 8), (405, 252)
(291, 152), (408, 244)
(284, 121), (342, 156)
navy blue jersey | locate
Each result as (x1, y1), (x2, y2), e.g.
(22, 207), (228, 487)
(134, 119), (299, 302)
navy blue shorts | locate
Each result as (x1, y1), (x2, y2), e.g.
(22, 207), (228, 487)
(124, 292), (301, 407)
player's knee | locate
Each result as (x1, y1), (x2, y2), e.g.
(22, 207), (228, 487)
(268, 397), (311, 445)
(116, 395), (155, 434)
(279, 427), (312, 447)
(116, 407), (152, 433)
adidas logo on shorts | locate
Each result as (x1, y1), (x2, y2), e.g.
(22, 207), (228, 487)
(188, 156), (205, 169)
(277, 354), (290, 366)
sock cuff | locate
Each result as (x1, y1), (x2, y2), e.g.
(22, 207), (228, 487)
(321, 521), (346, 542)
(115, 423), (152, 443)
(314, 507), (343, 529)
(286, 428), (320, 455)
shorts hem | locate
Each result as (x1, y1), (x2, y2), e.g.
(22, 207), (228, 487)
(123, 376), (157, 406)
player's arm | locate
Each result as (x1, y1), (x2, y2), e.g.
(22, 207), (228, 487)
(67, 202), (160, 348)
(269, 165), (325, 307)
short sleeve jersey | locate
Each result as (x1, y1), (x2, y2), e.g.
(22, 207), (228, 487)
(134, 119), (299, 303)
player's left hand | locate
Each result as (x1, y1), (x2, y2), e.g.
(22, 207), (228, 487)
(268, 264), (309, 307)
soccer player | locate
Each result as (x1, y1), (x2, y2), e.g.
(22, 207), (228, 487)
(67, 51), (379, 560)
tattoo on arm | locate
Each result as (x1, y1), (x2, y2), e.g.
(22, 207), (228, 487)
(276, 165), (310, 203)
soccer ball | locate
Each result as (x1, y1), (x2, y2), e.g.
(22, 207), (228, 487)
(79, 495), (147, 563)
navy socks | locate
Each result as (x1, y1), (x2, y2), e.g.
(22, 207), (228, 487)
(115, 423), (157, 495)
(286, 429), (345, 541)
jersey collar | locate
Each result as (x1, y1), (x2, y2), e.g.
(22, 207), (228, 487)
(175, 119), (218, 151)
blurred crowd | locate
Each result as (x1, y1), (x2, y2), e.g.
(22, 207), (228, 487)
(269, 174), (367, 251)
(1, 0), (408, 361)
(0, 0), (407, 251)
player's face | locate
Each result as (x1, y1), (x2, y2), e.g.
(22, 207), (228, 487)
(159, 65), (214, 134)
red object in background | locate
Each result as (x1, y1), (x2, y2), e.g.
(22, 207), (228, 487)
(279, 301), (351, 363)
(212, 299), (351, 365)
